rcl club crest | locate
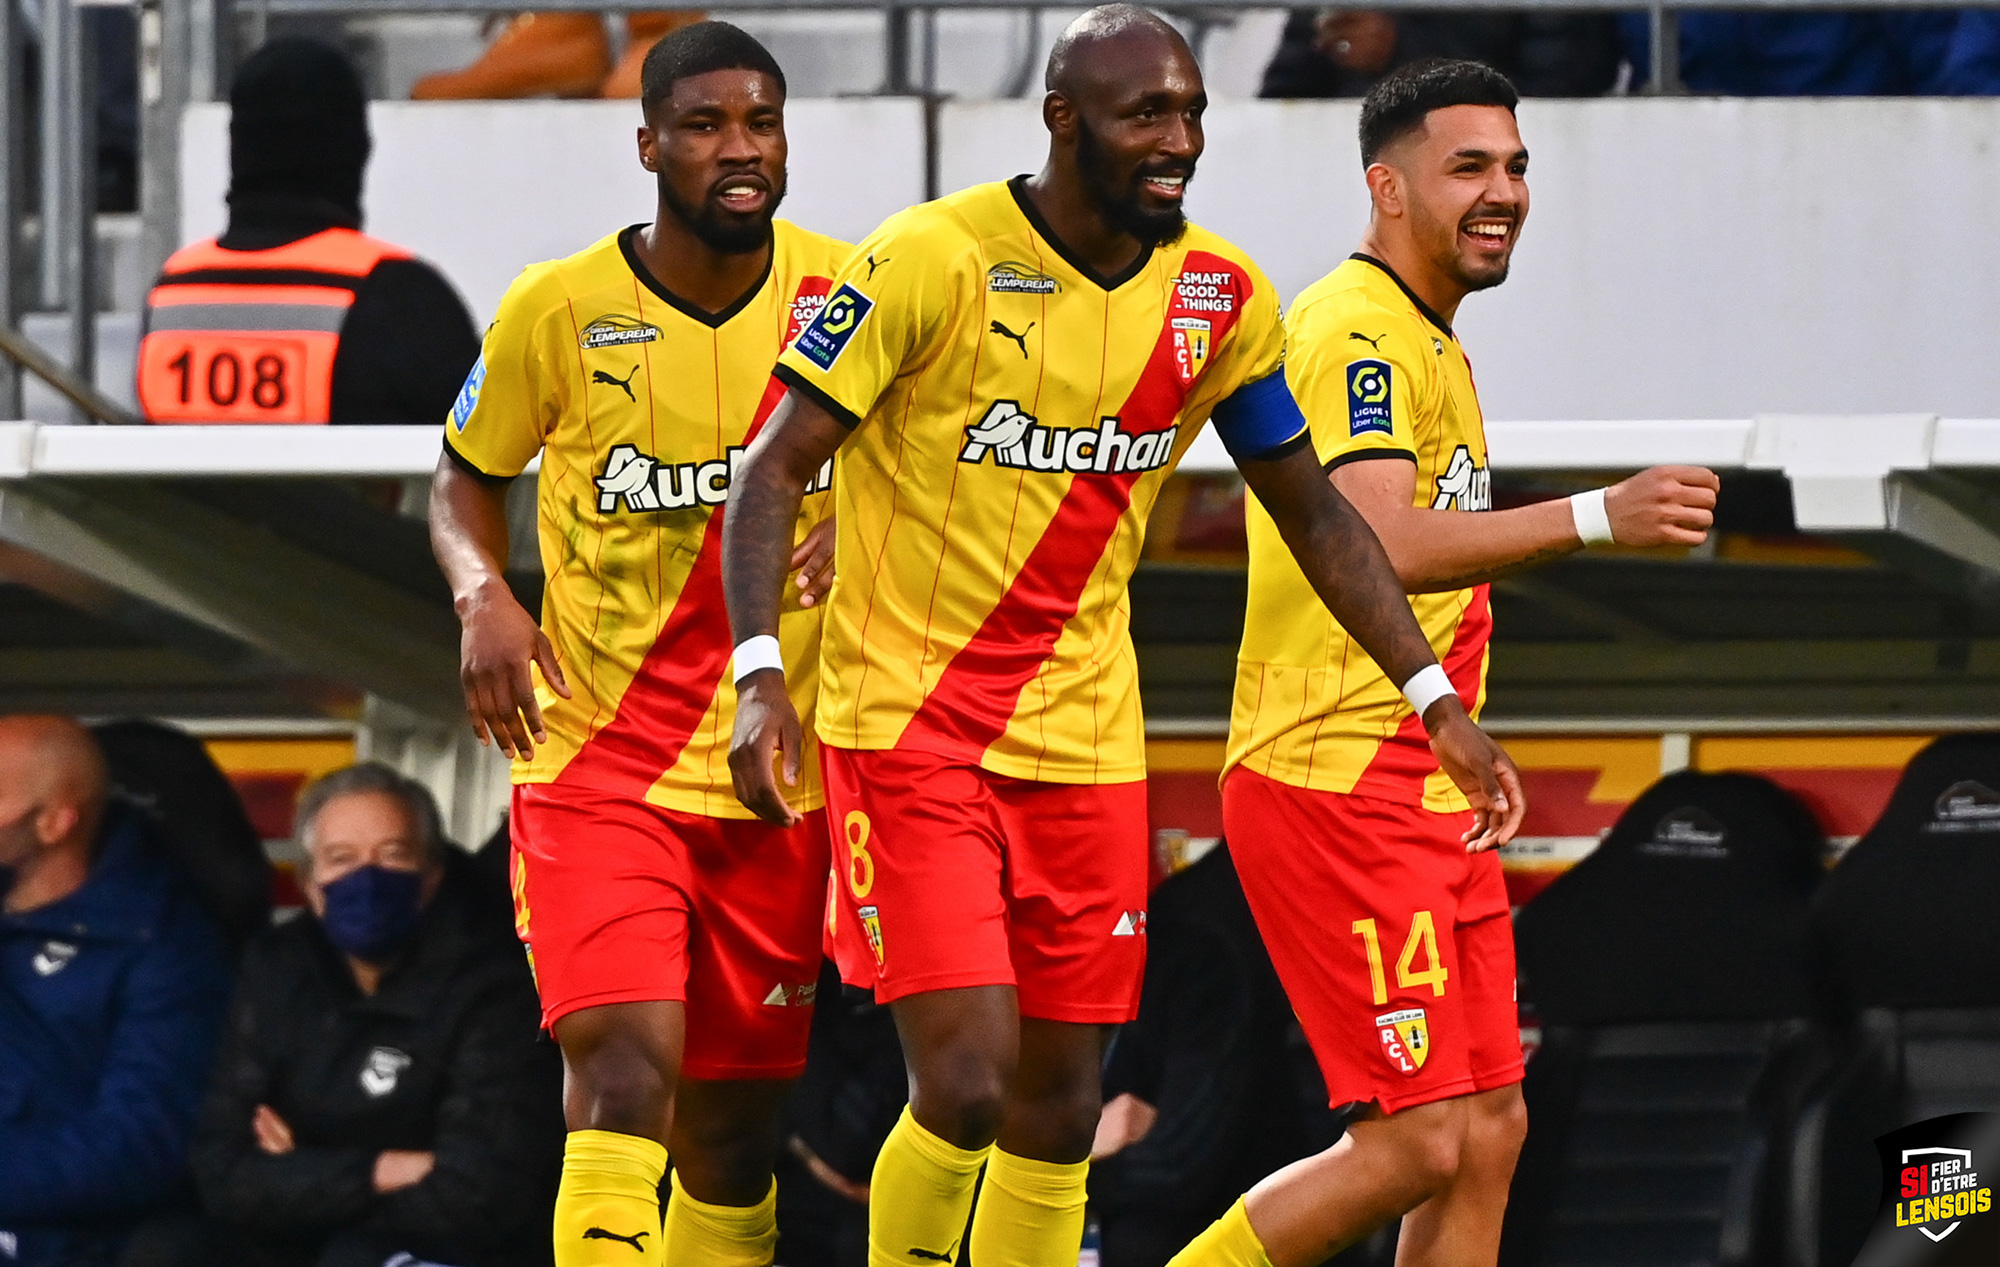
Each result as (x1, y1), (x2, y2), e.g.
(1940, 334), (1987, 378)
(1167, 261), (1243, 388)
(1376, 1007), (1430, 1075)
(785, 277), (834, 348)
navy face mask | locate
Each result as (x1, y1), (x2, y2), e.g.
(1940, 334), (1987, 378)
(318, 865), (425, 963)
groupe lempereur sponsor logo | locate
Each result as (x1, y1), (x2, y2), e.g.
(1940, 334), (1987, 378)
(1924, 781), (2000, 834)
(1639, 806), (1731, 859)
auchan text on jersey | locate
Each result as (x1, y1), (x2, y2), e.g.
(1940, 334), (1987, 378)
(958, 401), (1180, 475)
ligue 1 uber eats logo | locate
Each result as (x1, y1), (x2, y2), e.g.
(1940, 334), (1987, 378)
(1856, 1113), (2000, 1265)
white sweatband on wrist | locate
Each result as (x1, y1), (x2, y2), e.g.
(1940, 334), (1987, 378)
(731, 635), (783, 684)
(1569, 488), (1616, 547)
(1401, 664), (1456, 719)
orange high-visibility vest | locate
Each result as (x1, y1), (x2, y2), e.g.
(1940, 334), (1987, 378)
(137, 228), (412, 424)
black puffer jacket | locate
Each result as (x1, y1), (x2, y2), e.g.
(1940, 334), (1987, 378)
(190, 853), (561, 1267)
(1260, 10), (1623, 99)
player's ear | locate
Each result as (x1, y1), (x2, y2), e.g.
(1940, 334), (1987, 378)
(1364, 161), (1403, 219)
(638, 123), (659, 173)
(1043, 90), (1074, 142)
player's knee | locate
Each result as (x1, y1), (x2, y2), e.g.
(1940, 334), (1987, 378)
(675, 1117), (783, 1203)
(911, 1051), (1012, 1149)
(1386, 1100), (1468, 1193)
(563, 1037), (674, 1136)
(1468, 1084), (1528, 1164)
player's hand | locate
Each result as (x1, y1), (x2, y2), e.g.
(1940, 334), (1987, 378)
(792, 516), (836, 609)
(457, 577), (570, 760)
(730, 669), (804, 827)
(252, 1104), (295, 1155)
(1423, 698), (1526, 852)
(1601, 466), (1719, 548)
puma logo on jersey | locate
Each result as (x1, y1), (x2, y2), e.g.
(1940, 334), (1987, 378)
(592, 365), (639, 402)
(866, 254), (890, 279)
(583, 1227), (651, 1251)
(1432, 443), (1491, 511)
(958, 400), (1178, 475)
(907, 1239), (960, 1263)
(1348, 331), (1386, 351)
(595, 443), (831, 513)
(989, 319), (1034, 358)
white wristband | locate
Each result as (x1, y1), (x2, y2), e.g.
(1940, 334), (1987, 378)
(1569, 488), (1615, 547)
(731, 635), (783, 684)
(1401, 664), (1456, 719)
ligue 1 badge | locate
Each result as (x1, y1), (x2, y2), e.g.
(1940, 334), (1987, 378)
(1853, 1113), (2000, 1265)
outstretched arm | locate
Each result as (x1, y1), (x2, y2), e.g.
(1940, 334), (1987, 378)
(723, 390), (853, 826)
(1236, 445), (1525, 850)
(1336, 459), (1718, 593)
(429, 453), (569, 759)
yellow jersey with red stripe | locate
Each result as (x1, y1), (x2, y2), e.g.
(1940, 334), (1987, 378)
(1226, 254), (1493, 812)
(773, 178), (1299, 785)
(444, 221), (848, 818)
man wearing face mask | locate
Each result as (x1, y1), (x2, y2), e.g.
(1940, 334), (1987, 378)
(183, 763), (562, 1267)
(0, 715), (232, 1267)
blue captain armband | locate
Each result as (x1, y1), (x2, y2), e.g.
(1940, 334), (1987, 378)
(1210, 368), (1311, 462)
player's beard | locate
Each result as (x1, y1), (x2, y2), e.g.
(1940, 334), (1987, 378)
(660, 169), (788, 255)
(1419, 199), (1513, 293)
(1075, 117), (1190, 250)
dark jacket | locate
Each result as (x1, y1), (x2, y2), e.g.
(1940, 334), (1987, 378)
(0, 803), (233, 1264)
(1091, 847), (1312, 1267)
(1621, 11), (2000, 94)
(1261, 10), (1622, 99)
(190, 853), (562, 1267)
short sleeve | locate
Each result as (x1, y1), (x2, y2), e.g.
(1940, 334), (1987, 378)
(441, 265), (562, 479)
(773, 212), (961, 429)
(1284, 295), (1424, 470)
(1197, 256), (1307, 462)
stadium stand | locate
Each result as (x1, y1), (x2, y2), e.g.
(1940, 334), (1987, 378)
(1788, 734), (2000, 1267)
(1503, 772), (1829, 1267)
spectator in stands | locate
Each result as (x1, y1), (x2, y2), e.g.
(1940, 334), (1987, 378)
(1261, 10), (1620, 97)
(1088, 845), (1316, 1267)
(136, 38), (480, 425)
(1620, 11), (2000, 94)
(0, 715), (233, 1267)
(410, 11), (706, 99)
(183, 762), (561, 1267)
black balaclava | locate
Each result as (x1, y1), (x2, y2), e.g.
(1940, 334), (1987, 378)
(227, 37), (371, 220)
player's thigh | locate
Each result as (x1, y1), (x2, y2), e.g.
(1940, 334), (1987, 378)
(1456, 855), (1526, 1097)
(510, 783), (696, 1031)
(992, 776), (1150, 1025)
(677, 808), (831, 1080)
(820, 746), (1013, 1002)
(1223, 768), (1479, 1115)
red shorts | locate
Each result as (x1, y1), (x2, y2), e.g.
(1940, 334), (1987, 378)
(509, 783), (829, 1079)
(1224, 767), (1524, 1115)
(820, 745), (1149, 1024)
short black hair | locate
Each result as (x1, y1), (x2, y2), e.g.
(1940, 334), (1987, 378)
(640, 20), (786, 116)
(1358, 59), (1518, 166)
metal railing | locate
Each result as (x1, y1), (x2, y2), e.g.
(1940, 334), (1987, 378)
(7, 0), (2000, 428)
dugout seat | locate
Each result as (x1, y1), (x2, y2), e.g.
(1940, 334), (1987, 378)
(1501, 771), (1828, 1267)
(1785, 733), (2000, 1267)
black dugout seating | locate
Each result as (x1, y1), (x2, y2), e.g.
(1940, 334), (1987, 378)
(1502, 772), (1828, 1267)
(1787, 734), (2000, 1267)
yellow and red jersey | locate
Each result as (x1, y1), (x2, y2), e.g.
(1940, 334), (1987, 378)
(445, 221), (848, 817)
(773, 178), (1299, 785)
(1227, 254), (1493, 812)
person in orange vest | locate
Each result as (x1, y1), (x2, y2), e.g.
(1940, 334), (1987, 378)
(138, 39), (480, 425)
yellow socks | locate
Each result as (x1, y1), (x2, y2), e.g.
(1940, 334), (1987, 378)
(662, 1171), (778, 1267)
(1166, 1198), (1276, 1267)
(554, 1129), (668, 1266)
(967, 1148), (1089, 1267)
(868, 1106), (991, 1267)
